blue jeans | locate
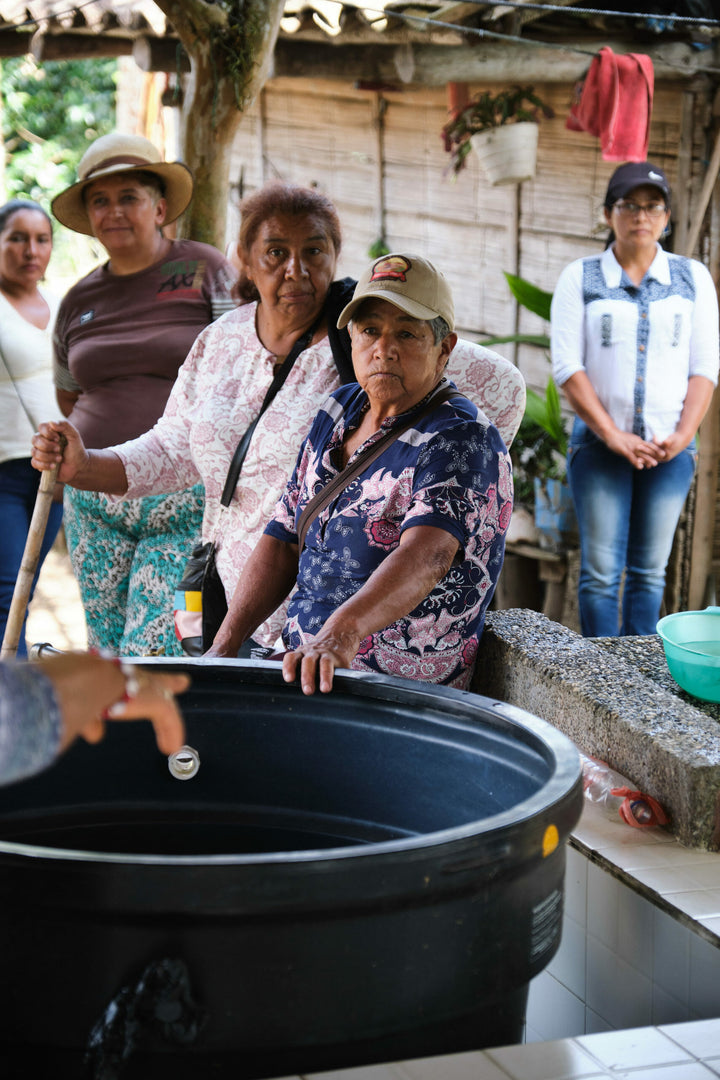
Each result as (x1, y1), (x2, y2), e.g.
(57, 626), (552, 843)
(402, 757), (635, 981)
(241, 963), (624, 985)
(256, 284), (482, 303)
(0, 458), (64, 658)
(567, 420), (696, 638)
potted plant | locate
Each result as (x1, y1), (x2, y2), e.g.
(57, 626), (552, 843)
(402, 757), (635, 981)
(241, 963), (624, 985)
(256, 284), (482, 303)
(441, 86), (554, 185)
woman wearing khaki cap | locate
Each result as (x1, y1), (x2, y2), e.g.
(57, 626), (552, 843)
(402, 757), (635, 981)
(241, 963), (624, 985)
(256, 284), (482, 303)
(49, 132), (235, 656)
(207, 254), (513, 692)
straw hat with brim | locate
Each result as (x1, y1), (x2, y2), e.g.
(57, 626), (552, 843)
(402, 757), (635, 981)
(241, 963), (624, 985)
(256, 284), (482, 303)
(51, 133), (194, 236)
(337, 253), (455, 331)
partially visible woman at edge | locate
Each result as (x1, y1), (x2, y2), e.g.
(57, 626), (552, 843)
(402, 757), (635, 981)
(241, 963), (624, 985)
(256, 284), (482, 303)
(49, 132), (235, 656)
(551, 161), (719, 637)
(35, 181), (356, 657)
(0, 199), (64, 657)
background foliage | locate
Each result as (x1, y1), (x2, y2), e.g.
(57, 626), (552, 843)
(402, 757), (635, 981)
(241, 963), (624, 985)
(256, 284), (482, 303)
(1, 56), (117, 285)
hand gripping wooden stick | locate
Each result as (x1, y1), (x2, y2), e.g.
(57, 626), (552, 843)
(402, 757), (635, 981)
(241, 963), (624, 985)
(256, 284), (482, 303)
(1, 454), (63, 659)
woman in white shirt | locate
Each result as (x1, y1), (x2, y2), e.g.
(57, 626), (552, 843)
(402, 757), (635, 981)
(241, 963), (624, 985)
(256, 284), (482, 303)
(551, 162), (719, 637)
(0, 199), (63, 656)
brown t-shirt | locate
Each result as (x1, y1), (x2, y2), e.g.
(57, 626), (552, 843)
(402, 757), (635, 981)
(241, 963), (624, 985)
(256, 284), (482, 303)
(53, 239), (235, 448)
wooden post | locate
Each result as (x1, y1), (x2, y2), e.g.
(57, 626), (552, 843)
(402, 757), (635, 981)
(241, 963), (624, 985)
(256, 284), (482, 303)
(685, 103), (720, 610)
(673, 91), (695, 255)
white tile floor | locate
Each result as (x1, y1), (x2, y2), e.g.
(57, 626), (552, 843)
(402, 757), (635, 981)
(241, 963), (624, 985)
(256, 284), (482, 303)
(265, 1018), (720, 1078)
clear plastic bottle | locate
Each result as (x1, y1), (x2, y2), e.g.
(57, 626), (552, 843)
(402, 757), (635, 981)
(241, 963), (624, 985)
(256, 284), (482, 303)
(579, 753), (668, 828)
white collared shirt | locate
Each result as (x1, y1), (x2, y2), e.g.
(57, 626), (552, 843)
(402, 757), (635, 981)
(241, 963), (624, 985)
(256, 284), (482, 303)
(551, 245), (719, 440)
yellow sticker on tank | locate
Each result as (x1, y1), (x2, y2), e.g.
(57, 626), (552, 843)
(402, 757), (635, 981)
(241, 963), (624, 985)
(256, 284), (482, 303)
(542, 825), (559, 857)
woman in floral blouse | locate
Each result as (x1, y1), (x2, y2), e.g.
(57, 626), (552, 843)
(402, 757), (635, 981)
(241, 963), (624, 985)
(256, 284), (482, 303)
(208, 254), (513, 692)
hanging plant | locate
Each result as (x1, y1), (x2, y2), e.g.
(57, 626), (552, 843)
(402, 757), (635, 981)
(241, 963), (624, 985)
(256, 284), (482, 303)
(441, 86), (554, 178)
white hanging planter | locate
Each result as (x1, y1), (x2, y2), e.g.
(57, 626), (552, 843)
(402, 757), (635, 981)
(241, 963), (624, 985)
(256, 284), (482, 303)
(469, 122), (539, 187)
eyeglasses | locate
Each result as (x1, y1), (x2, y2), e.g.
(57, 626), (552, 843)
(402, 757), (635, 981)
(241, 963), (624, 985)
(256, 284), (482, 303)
(613, 201), (668, 219)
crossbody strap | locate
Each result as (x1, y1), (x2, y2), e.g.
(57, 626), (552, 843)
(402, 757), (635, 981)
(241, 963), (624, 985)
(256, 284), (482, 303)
(220, 322), (316, 507)
(296, 383), (456, 553)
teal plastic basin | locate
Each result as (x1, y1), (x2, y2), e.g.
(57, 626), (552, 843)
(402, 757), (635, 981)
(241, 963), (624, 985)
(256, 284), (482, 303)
(656, 608), (720, 703)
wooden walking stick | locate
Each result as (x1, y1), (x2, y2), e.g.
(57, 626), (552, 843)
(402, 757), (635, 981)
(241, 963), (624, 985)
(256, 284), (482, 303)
(1, 460), (62, 659)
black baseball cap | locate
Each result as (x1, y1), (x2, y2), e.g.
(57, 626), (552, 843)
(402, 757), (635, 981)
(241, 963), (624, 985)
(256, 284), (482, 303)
(604, 162), (671, 208)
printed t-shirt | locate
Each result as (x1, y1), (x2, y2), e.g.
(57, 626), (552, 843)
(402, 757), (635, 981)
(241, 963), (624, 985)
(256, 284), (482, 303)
(53, 239), (235, 448)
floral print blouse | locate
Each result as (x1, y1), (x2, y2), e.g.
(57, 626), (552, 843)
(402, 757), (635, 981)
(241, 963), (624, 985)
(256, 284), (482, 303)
(265, 379), (513, 688)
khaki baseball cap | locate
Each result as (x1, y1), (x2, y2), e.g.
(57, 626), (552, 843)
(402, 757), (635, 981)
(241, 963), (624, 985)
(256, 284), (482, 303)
(52, 132), (194, 236)
(337, 253), (455, 331)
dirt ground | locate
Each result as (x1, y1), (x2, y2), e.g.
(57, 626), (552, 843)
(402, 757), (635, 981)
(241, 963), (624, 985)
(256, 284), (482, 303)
(25, 532), (87, 654)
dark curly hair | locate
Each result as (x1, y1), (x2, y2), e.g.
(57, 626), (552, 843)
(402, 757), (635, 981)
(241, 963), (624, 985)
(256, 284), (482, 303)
(233, 181), (342, 303)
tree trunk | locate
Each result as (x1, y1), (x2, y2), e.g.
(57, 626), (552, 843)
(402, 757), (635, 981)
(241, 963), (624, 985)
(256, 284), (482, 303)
(176, 45), (243, 247)
(153, 0), (286, 251)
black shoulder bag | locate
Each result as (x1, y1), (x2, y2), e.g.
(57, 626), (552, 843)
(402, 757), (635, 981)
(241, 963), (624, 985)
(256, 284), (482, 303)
(174, 325), (318, 656)
(174, 285), (358, 657)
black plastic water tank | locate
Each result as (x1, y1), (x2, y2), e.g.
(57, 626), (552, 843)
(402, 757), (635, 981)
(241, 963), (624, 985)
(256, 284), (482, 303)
(0, 660), (583, 1078)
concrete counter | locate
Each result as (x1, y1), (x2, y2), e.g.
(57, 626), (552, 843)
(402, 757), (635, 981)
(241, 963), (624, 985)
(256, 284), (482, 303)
(473, 609), (720, 850)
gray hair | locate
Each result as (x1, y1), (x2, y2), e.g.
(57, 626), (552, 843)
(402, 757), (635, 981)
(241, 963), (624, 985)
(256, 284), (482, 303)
(429, 316), (451, 344)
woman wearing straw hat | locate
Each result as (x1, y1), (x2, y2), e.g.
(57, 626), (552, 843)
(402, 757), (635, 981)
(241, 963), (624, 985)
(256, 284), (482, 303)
(49, 132), (235, 656)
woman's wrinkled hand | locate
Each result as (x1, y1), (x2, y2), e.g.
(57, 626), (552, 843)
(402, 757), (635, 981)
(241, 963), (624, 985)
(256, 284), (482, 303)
(31, 420), (88, 484)
(282, 627), (361, 695)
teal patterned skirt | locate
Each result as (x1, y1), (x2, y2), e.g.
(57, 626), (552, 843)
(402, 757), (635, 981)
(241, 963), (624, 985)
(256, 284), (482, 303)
(63, 485), (204, 656)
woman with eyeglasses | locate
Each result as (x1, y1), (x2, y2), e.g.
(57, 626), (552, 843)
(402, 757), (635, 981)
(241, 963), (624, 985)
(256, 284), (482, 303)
(551, 162), (719, 637)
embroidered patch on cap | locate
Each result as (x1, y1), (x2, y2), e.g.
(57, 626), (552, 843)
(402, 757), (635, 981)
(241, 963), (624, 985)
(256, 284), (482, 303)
(80, 309), (95, 324)
(370, 255), (412, 283)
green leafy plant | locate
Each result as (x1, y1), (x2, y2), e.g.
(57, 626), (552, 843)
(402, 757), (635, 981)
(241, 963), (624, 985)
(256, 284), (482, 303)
(441, 86), (554, 177)
(481, 271), (568, 506)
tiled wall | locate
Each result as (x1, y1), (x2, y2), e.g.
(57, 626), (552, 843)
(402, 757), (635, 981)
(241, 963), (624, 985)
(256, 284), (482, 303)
(525, 847), (720, 1042)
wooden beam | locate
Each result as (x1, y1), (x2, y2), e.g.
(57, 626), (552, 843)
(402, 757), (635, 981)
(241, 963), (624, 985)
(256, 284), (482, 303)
(272, 36), (712, 85)
(133, 35), (190, 72)
(30, 31), (134, 61)
(432, 3), (483, 25)
(0, 31), (35, 58)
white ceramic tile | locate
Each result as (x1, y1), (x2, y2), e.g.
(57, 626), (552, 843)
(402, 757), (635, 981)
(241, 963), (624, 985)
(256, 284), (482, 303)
(587, 861), (620, 952)
(546, 913), (586, 999)
(584, 1007), (613, 1035)
(663, 890), (720, 920)
(659, 1018), (720, 1060)
(638, 848), (720, 871)
(652, 907), (691, 1004)
(306, 1067), (399, 1080)
(697, 916), (720, 940)
(575, 1025), (694, 1068)
(486, 1038), (606, 1080)
(651, 983), (691, 1026)
(591, 844), (681, 874)
(689, 934), (720, 1018)
(680, 860), (720, 891)
(565, 847), (589, 927)
(618, 886), (655, 978)
(609, 1065), (720, 1080)
(525, 969), (586, 1042)
(586, 938), (653, 1031)
(632, 866), (702, 896)
(524, 1023), (546, 1044)
(395, 1050), (513, 1079)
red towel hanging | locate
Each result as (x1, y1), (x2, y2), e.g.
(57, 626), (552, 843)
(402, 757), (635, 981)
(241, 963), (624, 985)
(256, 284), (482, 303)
(567, 46), (654, 162)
